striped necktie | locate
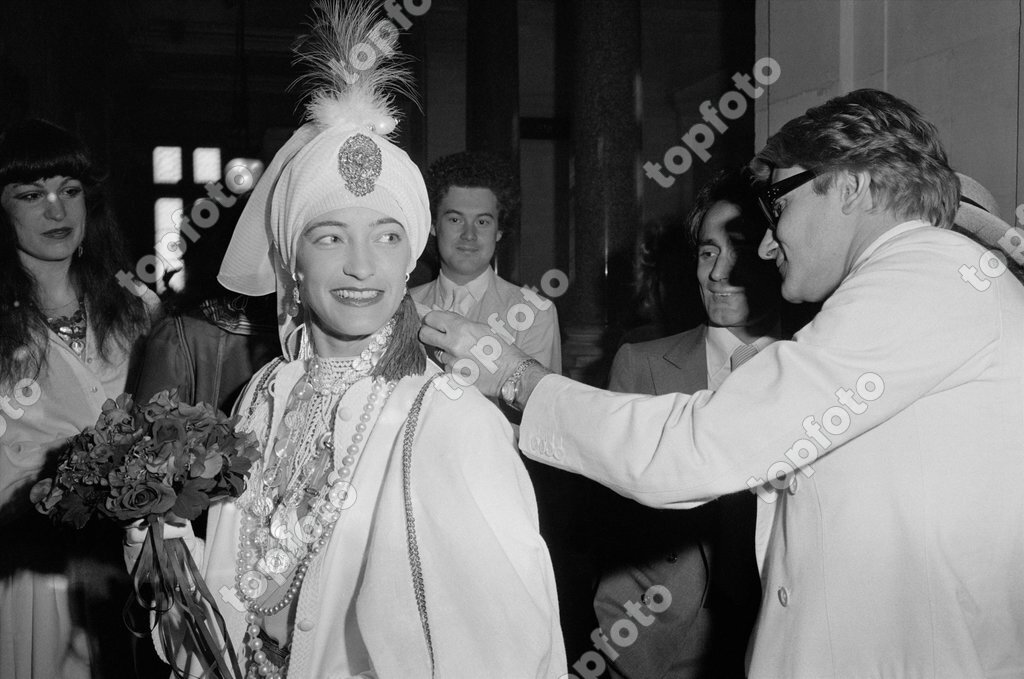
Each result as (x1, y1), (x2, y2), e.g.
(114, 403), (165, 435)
(730, 343), (759, 371)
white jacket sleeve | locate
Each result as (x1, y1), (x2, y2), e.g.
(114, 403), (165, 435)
(519, 233), (1003, 507)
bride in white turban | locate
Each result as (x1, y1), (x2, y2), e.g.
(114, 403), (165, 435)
(126, 3), (566, 677)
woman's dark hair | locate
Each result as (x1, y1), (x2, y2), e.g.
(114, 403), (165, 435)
(0, 118), (148, 386)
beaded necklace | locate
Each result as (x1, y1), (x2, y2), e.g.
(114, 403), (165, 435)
(44, 299), (87, 356)
(234, 320), (396, 678)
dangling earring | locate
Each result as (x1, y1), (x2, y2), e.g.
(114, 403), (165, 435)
(77, 244), (84, 258)
(403, 272), (410, 297)
(285, 276), (301, 317)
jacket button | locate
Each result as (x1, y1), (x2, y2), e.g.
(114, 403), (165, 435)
(788, 477), (799, 495)
(297, 619), (314, 632)
(777, 586), (789, 607)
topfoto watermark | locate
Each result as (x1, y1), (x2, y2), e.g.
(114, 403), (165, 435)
(644, 57), (781, 189)
(562, 584), (673, 679)
(0, 379), (41, 437)
(746, 371), (885, 502)
(329, 1), (430, 85)
(958, 218), (1024, 291)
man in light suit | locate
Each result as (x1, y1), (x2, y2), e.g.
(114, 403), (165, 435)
(411, 151), (561, 374)
(594, 169), (781, 679)
(422, 89), (1024, 678)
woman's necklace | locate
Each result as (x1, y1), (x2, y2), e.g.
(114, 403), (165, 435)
(43, 298), (87, 357)
(234, 319), (397, 679)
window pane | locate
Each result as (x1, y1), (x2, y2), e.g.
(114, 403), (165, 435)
(193, 147), (222, 184)
(153, 146), (182, 184)
(154, 198), (185, 293)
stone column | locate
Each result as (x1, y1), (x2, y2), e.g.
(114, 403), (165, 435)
(563, 0), (642, 383)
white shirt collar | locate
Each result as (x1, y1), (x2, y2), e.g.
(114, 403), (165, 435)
(437, 267), (493, 307)
(852, 219), (933, 270)
(706, 323), (781, 390)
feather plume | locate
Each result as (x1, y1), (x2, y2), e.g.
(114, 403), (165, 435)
(292, 0), (417, 137)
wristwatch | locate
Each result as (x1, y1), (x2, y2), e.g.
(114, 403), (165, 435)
(500, 358), (542, 410)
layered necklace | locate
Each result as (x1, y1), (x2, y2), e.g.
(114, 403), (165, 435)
(42, 298), (87, 356)
(235, 320), (396, 679)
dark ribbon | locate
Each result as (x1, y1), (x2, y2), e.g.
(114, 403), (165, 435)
(124, 516), (243, 679)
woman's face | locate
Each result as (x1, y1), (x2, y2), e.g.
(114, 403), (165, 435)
(295, 206), (411, 357)
(1, 176), (86, 266)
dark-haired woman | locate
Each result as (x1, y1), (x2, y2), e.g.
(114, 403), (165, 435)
(0, 118), (150, 679)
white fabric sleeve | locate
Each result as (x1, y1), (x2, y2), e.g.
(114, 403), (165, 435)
(519, 239), (1001, 507)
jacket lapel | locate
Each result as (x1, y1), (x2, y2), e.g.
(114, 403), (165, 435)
(652, 325), (708, 394)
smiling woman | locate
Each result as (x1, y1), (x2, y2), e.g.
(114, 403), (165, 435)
(0, 118), (150, 679)
(296, 207), (412, 356)
(121, 2), (566, 678)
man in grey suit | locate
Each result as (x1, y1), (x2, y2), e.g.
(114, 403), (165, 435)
(594, 169), (782, 678)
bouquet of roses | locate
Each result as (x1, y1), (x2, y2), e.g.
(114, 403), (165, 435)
(31, 389), (259, 679)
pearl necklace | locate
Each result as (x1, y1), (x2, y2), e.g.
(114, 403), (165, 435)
(239, 378), (394, 679)
(307, 319), (393, 395)
(234, 322), (397, 678)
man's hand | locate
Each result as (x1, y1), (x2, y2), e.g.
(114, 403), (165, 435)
(419, 310), (532, 398)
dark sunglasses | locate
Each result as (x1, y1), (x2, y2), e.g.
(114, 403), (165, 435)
(757, 170), (816, 230)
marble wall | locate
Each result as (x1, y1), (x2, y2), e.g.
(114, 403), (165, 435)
(755, 0), (1023, 222)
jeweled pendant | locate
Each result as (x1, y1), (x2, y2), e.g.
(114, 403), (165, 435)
(262, 548), (292, 574)
(294, 379), (315, 401)
(297, 515), (324, 542)
(253, 527), (271, 547)
(270, 510), (290, 540)
(251, 496), (273, 517)
(328, 482), (355, 509)
(284, 410), (305, 430)
(238, 571), (265, 599)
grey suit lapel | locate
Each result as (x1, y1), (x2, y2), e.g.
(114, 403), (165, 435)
(651, 325), (708, 394)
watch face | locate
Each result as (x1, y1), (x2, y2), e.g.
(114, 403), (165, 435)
(500, 378), (516, 405)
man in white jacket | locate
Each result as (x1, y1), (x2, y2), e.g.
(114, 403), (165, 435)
(421, 88), (1024, 678)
